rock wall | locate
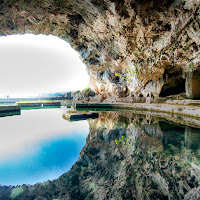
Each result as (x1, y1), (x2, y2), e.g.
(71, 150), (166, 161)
(0, 0), (200, 99)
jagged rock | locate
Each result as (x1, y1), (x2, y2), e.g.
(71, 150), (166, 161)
(0, 0), (200, 99)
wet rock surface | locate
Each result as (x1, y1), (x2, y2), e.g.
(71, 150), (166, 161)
(0, 111), (200, 200)
(0, 0), (200, 99)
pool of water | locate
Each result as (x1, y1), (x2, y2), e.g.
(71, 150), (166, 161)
(0, 106), (89, 186)
(0, 109), (200, 199)
(74, 111), (200, 200)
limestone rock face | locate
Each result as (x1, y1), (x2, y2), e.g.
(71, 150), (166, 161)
(0, 0), (200, 99)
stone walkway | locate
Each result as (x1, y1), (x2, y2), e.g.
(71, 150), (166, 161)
(76, 102), (200, 128)
(76, 102), (200, 118)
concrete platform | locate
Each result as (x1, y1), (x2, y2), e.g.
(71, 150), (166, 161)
(16, 102), (61, 107)
(63, 112), (99, 121)
(0, 105), (20, 112)
(0, 106), (21, 117)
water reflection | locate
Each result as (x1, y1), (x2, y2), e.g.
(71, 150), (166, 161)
(0, 107), (89, 186)
(0, 111), (199, 200)
(84, 111), (200, 200)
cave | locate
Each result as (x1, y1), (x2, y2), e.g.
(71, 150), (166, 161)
(0, 0), (200, 199)
(159, 67), (185, 97)
(139, 93), (144, 97)
(160, 78), (185, 97)
(0, 0), (199, 100)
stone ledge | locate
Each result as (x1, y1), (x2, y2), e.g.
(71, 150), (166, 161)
(63, 112), (99, 121)
(76, 103), (200, 118)
(0, 105), (20, 112)
(16, 102), (61, 107)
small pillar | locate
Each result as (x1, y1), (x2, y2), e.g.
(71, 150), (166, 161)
(146, 96), (151, 104)
(185, 70), (200, 99)
(184, 126), (192, 148)
(192, 70), (200, 99)
(185, 72), (193, 99)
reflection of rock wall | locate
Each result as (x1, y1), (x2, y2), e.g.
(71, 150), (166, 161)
(1, 112), (200, 199)
(0, 1), (200, 99)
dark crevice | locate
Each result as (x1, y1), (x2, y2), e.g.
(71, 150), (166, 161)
(110, 0), (129, 18)
(68, 14), (85, 25)
(160, 67), (185, 97)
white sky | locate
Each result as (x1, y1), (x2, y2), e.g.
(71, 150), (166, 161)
(0, 34), (90, 98)
(0, 108), (89, 162)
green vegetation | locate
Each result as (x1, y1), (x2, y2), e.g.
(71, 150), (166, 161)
(84, 87), (90, 92)
(115, 135), (134, 148)
(115, 71), (129, 81)
(115, 68), (139, 81)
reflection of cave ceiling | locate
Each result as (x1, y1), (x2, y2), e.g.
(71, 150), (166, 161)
(0, 0), (200, 98)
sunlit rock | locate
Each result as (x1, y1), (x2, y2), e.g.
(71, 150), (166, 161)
(0, 0), (200, 99)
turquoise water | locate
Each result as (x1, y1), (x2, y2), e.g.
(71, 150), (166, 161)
(0, 107), (89, 186)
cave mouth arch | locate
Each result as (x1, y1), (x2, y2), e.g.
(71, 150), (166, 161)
(160, 67), (185, 97)
(0, 34), (90, 98)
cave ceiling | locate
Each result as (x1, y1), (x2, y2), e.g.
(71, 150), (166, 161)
(0, 0), (200, 98)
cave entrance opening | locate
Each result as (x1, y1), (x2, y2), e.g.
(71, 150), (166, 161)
(0, 34), (89, 98)
(160, 66), (185, 97)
